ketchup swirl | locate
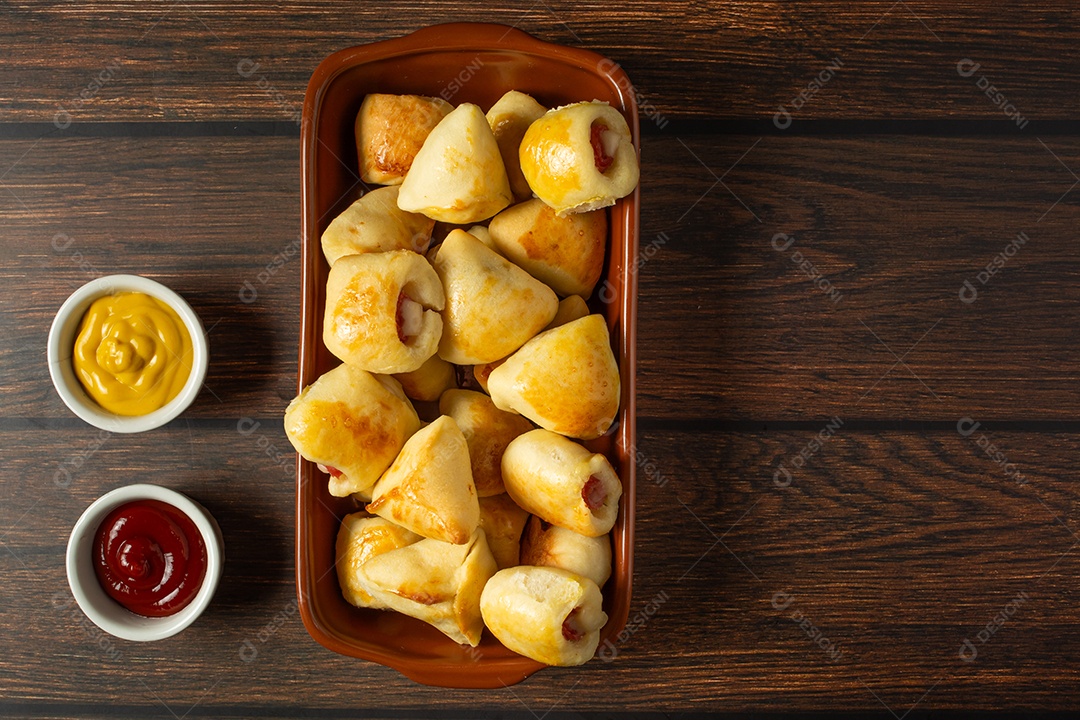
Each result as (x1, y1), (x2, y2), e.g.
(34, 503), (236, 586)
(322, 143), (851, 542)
(93, 499), (207, 617)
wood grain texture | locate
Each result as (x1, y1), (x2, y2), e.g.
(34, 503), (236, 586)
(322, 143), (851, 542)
(3, 427), (1080, 712)
(5, 133), (1079, 423)
(5, 3), (1080, 715)
(3, 1), (1080, 123)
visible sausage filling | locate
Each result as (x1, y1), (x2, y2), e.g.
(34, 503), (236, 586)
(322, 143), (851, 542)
(396, 290), (424, 344)
(561, 606), (584, 641)
(582, 474), (606, 511)
(590, 121), (616, 173)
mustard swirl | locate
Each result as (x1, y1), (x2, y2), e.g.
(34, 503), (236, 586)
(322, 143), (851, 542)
(73, 292), (193, 416)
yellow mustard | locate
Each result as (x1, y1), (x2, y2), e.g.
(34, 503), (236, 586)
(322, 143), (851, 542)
(73, 292), (193, 416)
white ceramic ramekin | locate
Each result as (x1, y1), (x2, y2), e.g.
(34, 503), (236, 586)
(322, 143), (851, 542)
(65, 483), (224, 642)
(47, 274), (209, 433)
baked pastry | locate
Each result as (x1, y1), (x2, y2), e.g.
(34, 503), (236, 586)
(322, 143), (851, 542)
(478, 493), (530, 569)
(397, 103), (513, 224)
(367, 415), (479, 545)
(439, 389), (535, 497)
(392, 354), (456, 402)
(502, 429), (622, 537)
(487, 314), (619, 439)
(432, 229), (558, 364)
(520, 516), (611, 589)
(545, 295), (590, 331)
(485, 90), (547, 202)
(488, 199), (607, 297)
(336, 513), (422, 608)
(321, 186), (435, 267)
(323, 250), (445, 374)
(356, 94), (453, 185)
(471, 358), (503, 394)
(284, 363), (420, 497)
(465, 225), (498, 253)
(519, 101), (639, 215)
(480, 566), (607, 666)
(357, 530), (497, 646)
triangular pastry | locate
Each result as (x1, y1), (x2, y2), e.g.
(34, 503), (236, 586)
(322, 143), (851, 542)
(439, 389), (534, 497)
(432, 229), (558, 364)
(487, 314), (619, 439)
(367, 415), (479, 544)
(336, 513), (422, 608)
(397, 103), (513, 223)
(357, 529), (498, 646)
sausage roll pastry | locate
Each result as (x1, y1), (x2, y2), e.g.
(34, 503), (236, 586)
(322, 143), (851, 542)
(477, 493), (530, 570)
(357, 530), (498, 646)
(488, 199), (607, 297)
(485, 90), (547, 202)
(392, 354), (457, 402)
(439, 389), (534, 497)
(433, 229), (558, 364)
(545, 295), (590, 331)
(356, 93), (452, 185)
(480, 566), (607, 666)
(336, 513), (422, 609)
(367, 415), (479, 545)
(323, 250), (445, 374)
(520, 515), (611, 589)
(321, 186), (435, 267)
(487, 314), (619, 440)
(501, 428), (622, 537)
(519, 101), (639, 216)
(397, 103), (513, 224)
(284, 363), (420, 497)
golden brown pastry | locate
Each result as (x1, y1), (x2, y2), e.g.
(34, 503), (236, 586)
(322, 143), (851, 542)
(465, 225), (498, 253)
(487, 314), (619, 439)
(545, 295), (590, 331)
(392, 354), (457, 402)
(321, 186), (435, 267)
(471, 358), (505, 394)
(358, 530), (498, 646)
(439, 389), (534, 497)
(356, 94), (453, 185)
(367, 415), (479, 545)
(397, 103), (513, 223)
(336, 513), (422, 608)
(323, 250), (445, 374)
(520, 101), (639, 215)
(485, 90), (547, 202)
(488, 199), (607, 297)
(520, 515), (611, 589)
(432, 229), (558, 364)
(284, 363), (420, 497)
(502, 429), (622, 537)
(480, 566), (607, 666)
(478, 493), (530, 570)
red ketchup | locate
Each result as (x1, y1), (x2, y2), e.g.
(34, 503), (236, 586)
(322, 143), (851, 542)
(93, 499), (207, 617)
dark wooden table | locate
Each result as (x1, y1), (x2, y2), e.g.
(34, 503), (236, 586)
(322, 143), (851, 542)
(4, 2), (1080, 717)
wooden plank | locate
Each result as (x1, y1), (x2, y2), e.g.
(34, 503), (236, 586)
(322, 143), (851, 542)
(2, 1), (1080, 123)
(3, 427), (1080, 709)
(4, 131), (1080, 422)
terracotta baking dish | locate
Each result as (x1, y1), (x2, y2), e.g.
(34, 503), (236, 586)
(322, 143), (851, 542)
(296, 22), (639, 688)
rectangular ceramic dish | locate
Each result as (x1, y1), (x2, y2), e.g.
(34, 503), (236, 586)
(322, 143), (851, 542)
(297, 22), (639, 688)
